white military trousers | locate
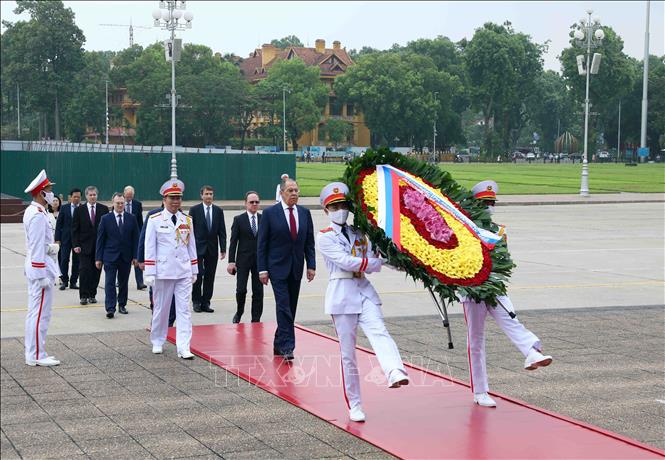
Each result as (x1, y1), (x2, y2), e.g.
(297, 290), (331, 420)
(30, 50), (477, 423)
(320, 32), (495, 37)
(25, 278), (54, 361)
(463, 296), (540, 394)
(151, 278), (192, 353)
(332, 298), (406, 410)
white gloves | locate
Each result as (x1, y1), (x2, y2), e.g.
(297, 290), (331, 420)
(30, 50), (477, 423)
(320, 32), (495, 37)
(37, 278), (51, 288)
(47, 243), (60, 255)
(191, 275), (198, 284)
(144, 275), (155, 287)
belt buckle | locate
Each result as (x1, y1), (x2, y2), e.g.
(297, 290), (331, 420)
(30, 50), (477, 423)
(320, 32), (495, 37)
(352, 272), (362, 279)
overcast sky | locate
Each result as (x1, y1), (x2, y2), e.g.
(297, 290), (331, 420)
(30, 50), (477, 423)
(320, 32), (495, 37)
(1, 1), (663, 72)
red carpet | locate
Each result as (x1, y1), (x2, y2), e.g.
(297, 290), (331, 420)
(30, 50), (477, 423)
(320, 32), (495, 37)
(167, 322), (663, 459)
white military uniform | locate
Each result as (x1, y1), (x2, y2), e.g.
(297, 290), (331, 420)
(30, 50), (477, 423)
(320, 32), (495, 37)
(318, 217), (407, 411)
(461, 180), (543, 395)
(144, 208), (198, 353)
(23, 173), (61, 363)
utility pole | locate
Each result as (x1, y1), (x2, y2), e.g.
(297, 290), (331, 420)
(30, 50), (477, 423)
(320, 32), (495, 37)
(16, 83), (20, 140)
(105, 80), (109, 145)
(617, 100), (621, 162)
(639, 0), (650, 162)
(432, 91), (438, 163)
(283, 86), (289, 152)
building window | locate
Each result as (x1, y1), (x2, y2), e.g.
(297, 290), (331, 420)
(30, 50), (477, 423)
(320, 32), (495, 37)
(329, 97), (342, 116)
(318, 125), (327, 142)
(346, 103), (354, 117)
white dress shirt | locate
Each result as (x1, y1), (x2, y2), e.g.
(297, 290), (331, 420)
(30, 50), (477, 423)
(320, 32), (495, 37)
(280, 200), (298, 233)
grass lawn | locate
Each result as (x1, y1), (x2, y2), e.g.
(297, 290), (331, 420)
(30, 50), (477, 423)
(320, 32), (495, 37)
(296, 162), (665, 196)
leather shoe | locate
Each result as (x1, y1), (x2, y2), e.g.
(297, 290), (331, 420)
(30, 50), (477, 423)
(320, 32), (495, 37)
(193, 302), (202, 313)
(137, 284), (147, 290)
(388, 369), (410, 388)
(232, 313), (241, 324)
(152, 345), (163, 354)
(106, 312), (114, 319)
(80, 298), (88, 305)
(524, 348), (553, 370)
(200, 305), (215, 313)
(473, 392), (497, 407)
(59, 283), (67, 291)
(70, 283), (78, 289)
(178, 350), (194, 359)
(89, 298), (98, 304)
(349, 405), (366, 422)
(26, 356), (61, 367)
(118, 306), (128, 314)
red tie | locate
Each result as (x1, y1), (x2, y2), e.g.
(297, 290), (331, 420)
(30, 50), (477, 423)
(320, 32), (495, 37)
(90, 205), (95, 224)
(288, 207), (297, 241)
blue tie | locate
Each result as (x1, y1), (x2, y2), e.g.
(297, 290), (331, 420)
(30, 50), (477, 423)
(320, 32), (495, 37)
(206, 206), (212, 231)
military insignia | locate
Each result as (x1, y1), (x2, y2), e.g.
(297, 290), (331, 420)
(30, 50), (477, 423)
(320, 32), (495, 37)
(320, 227), (333, 233)
(487, 185), (493, 191)
(333, 187), (339, 193)
(175, 222), (191, 245)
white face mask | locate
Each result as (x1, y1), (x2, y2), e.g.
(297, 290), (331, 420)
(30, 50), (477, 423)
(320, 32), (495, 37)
(42, 191), (55, 205)
(329, 209), (349, 225)
(487, 206), (495, 216)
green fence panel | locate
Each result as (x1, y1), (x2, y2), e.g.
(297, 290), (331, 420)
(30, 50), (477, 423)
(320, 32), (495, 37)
(1, 151), (294, 201)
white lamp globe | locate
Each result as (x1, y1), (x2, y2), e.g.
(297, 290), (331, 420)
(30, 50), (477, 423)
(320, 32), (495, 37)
(152, 9), (162, 20)
(574, 29), (584, 40)
(161, 10), (170, 21)
(594, 29), (605, 40)
(184, 11), (193, 21)
(172, 9), (183, 19)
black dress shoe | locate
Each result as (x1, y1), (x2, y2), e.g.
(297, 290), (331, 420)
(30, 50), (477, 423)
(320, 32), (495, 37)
(137, 284), (147, 291)
(193, 302), (202, 313)
(273, 348), (281, 356)
(80, 298), (88, 305)
(200, 305), (214, 313)
(59, 284), (67, 291)
(89, 298), (98, 304)
(106, 312), (114, 319)
(283, 352), (294, 361)
(118, 306), (128, 314)
(232, 313), (241, 324)
(70, 283), (78, 289)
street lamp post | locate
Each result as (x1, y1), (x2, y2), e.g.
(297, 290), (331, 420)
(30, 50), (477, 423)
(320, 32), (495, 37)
(105, 80), (109, 145)
(152, 1), (193, 180)
(282, 86), (290, 152)
(432, 91), (438, 163)
(573, 10), (604, 197)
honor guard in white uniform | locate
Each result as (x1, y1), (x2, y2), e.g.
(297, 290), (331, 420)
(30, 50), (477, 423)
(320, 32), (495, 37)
(143, 179), (198, 359)
(317, 182), (409, 423)
(460, 180), (553, 407)
(23, 170), (61, 366)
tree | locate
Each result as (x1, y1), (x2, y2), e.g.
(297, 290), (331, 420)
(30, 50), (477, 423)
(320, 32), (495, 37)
(464, 22), (545, 157)
(1, 0), (85, 140)
(257, 58), (328, 151)
(348, 46), (381, 61)
(321, 118), (354, 149)
(235, 82), (259, 150)
(270, 35), (304, 49)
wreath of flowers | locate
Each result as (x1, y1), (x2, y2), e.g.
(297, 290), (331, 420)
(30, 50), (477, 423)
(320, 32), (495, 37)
(343, 147), (515, 305)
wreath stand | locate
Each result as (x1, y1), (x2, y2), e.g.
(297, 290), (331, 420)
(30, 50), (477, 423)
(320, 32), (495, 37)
(427, 287), (454, 349)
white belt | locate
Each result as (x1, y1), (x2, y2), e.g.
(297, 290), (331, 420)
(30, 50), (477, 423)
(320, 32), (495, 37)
(330, 271), (363, 280)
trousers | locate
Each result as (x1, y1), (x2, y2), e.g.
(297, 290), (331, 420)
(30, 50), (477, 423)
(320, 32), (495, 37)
(332, 298), (406, 410)
(25, 278), (54, 361)
(463, 296), (540, 394)
(151, 278), (192, 353)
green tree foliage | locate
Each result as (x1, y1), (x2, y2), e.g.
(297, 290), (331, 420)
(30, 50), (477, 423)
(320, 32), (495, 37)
(464, 22), (544, 156)
(257, 58), (328, 151)
(270, 35), (304, 49)
(321, 118), (354, 148)
(1, 0), (85, 140)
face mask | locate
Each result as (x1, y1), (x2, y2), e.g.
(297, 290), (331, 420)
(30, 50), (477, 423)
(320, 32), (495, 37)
(42, 191), (55, 205)
(329, 209), (349, 225)
(487, 206), (495, 216)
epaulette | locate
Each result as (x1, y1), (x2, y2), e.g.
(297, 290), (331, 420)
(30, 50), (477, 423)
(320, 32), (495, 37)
(319, 227), (334, 233)
(150, 212), (162, 219)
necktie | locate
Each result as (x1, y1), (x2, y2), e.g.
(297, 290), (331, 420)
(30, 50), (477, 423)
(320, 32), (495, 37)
(172, 214), (177, 225)
(288, 207), (297, 241)
(341, 224), (350, 243)
(127, 202), (132, 214)
(71, 205), (75, 218)
(251, 214), (257, 236)
(90, 205), (95, 224)
(206, 206), (212, 231)
(117, 214), (123, 231)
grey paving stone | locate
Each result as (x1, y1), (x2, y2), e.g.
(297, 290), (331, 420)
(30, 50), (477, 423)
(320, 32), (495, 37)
(78, 436), (153, 457)
(14, 439), (85, 459)
(135, 430), (214, 458)
(58, 416), (127, 441)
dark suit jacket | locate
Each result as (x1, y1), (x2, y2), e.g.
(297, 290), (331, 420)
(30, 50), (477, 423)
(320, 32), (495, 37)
(190, 203), (226, 258)
(137, 207), (163, 263)
(228, 212), (261, 266)
(72, 202), (110, 255)
(257, 202), (315, 280)
(96, 212), (138, 264)
(55, 203), (79, 246)
(125, 199), (144, 230)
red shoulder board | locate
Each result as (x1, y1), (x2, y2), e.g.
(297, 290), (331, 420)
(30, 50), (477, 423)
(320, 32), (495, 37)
(319, 227), (333, 233)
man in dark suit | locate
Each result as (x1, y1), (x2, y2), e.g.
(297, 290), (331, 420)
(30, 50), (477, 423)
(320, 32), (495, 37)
(258, 179), (316, 360)
(227, 191), (263, 323)
(123, 185), (146, 290)
(95, 193), (138, 318)
(72, 186), (109, 305)
(189, 185), (226, 313)
(55, 188), (81, 290)
(138, 205), (176, 327)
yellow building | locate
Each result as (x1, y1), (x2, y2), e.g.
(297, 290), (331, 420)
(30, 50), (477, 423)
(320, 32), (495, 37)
(83, 87), (138, 145)
(238, 39), (371, 149)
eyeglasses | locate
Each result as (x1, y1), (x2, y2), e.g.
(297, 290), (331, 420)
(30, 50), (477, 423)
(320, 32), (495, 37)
(248, 201), (260, 204)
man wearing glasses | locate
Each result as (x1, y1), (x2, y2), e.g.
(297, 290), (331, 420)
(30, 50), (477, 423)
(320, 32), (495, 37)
(227, 191), (263, 323)
(143, 179), (198, 359)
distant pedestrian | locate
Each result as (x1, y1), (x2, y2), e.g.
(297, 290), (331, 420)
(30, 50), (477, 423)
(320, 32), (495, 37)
(123, 185), (146, 290)
(275, 173), (289, 203)
(227, 191), (263, 323)
(55, 188), (81, 290)
(23, 170), (61, 367)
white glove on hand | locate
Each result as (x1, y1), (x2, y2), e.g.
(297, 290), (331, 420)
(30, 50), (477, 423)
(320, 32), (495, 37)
(47, 243), (60, 255)
(144, 275), (155, 287)
(191, 274), (197, 284)
(37, 278), (51, 289)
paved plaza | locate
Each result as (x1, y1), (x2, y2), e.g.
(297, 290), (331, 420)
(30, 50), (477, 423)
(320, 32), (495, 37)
(1, 198), (664, 458)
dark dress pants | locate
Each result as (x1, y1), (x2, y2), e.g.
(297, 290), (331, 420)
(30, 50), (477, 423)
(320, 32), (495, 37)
(192, 250), (218, 308)
(58, 243), (79, 286)
(103, 260), (131, 313)
(271, 272), (301, 353)
(235, 262), (264, 322)
(79, 252), (101, 299)
(134, 265), (144, 288)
